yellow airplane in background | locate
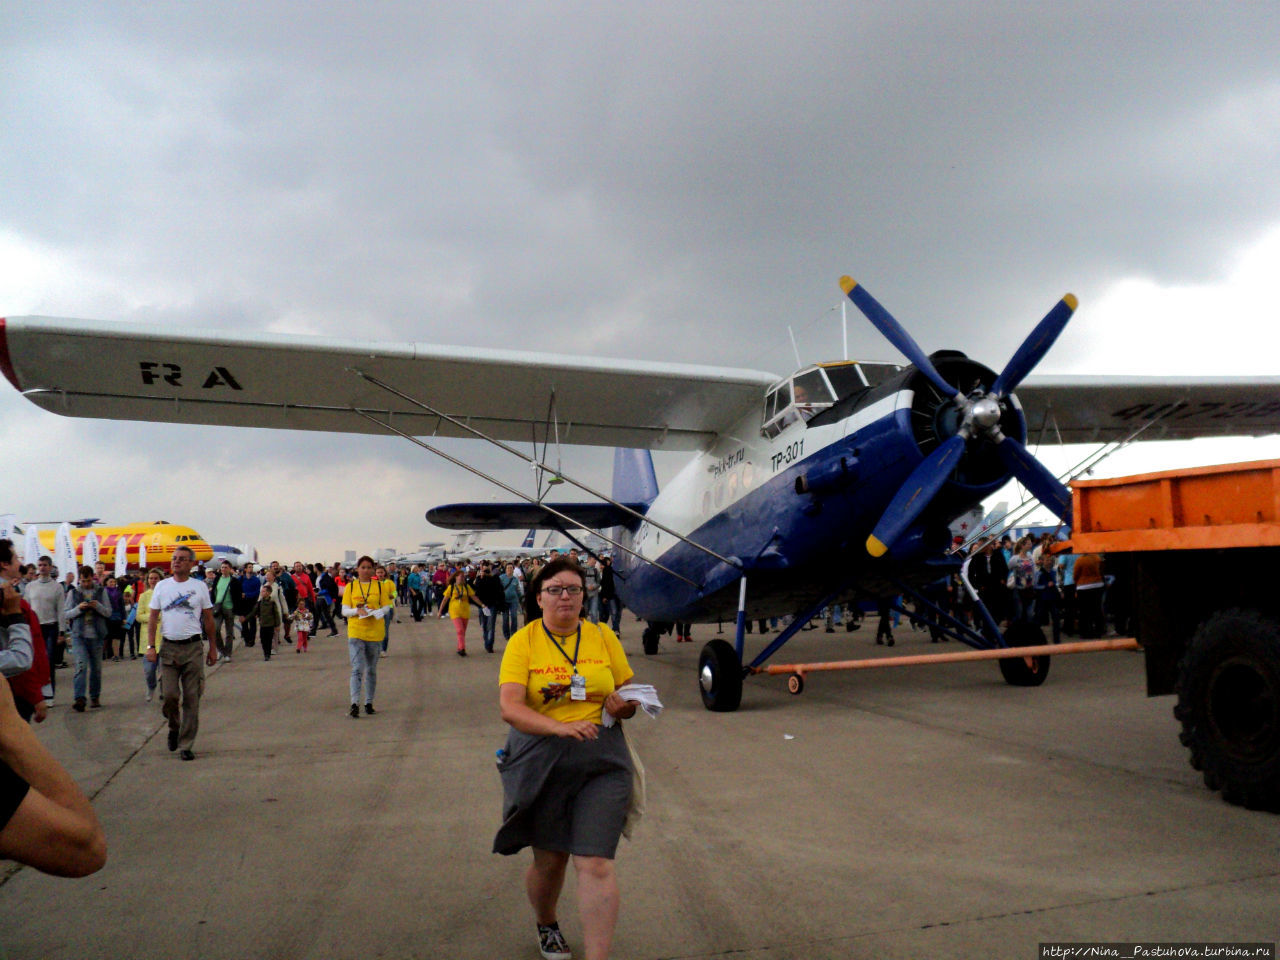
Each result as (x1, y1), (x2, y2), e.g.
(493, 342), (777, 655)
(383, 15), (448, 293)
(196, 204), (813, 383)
(33, 520), (213, 569)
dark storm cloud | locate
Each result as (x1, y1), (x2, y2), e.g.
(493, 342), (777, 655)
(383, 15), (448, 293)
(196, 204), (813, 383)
(8, 2), (1279, 357)
(3, 1), (1279, 553)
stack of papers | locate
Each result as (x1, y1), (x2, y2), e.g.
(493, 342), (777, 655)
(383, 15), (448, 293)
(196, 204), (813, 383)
(602, 684), (663, 727)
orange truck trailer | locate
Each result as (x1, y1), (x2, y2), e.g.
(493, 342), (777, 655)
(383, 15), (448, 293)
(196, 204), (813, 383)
(1065, 458), (1280, 811)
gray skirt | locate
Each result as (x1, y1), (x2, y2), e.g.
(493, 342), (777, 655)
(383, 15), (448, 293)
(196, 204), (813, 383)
(493, 724), (633, 859)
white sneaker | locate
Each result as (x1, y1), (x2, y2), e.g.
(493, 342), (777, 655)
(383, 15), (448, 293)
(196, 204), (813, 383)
(146, 692), (153, 702)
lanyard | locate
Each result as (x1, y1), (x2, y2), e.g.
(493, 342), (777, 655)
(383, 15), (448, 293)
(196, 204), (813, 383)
(356, 580), (377, 606)
(543, 622), (582, 674)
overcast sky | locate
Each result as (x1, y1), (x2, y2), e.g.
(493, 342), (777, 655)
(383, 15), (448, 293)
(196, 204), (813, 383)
(3, 2), (1279, 561)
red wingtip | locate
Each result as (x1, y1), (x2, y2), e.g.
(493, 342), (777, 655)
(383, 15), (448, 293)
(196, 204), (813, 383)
(0, 318), (20, 390)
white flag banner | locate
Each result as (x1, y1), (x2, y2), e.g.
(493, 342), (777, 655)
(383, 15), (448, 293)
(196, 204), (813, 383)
(24, 525), (41, 566)
(113, 536), (128, 578)
(81, 530), (100, 568)
(138, 543), (147, 571)
(0, 514), (15, 546)
(56, 522), (77, 585)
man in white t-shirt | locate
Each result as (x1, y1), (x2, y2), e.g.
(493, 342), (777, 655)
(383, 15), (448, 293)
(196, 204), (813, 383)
(145, 546), (216, 761)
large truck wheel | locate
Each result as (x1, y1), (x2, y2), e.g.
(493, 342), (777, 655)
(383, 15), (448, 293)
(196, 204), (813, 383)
(998, 621), (1051, 687)
(1174, 609), (1280, 811)
(699, 639), (743, 712)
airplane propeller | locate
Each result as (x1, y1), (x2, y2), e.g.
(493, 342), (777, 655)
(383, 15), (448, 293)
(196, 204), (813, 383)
(866, 434), (966, 557)
(839, 277), (962, 404)
(839, 276), (1077, 557)
(990, 294), (1077, 399)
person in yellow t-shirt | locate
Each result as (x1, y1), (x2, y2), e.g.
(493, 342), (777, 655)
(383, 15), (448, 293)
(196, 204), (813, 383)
(374, 564), (397, 655)
(135, 568), (162, 703)
(439, 571), (482, 657)
(341, 557), (393, 718)
(495, 556), (641, 960)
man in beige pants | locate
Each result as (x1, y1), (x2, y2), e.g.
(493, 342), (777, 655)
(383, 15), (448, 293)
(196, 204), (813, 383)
(146, 547), (217, 761)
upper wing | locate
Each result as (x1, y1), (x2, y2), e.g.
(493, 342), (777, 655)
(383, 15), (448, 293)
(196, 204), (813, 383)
(0, 316), (778, 450)
(426, 501), (648, 531)
(1016, 375), (1280, 443)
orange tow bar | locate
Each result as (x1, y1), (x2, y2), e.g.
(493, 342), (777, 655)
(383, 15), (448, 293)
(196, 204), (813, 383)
(757, 637), (1140, 693)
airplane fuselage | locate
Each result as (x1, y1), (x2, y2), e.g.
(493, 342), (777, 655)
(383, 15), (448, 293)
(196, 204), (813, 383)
(612, 357), (1021, 622)
(36, 522), (214, 570)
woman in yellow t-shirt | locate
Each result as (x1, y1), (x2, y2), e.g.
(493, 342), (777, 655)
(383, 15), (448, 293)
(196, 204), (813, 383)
(341, 556), (393, 718)
(136, 568), (162, 703)
(495, 556), (641, 960)
(438, 570), (481, 657)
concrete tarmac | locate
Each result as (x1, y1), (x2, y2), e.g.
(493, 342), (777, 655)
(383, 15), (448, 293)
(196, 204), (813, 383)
(1, 612), (1277, 959)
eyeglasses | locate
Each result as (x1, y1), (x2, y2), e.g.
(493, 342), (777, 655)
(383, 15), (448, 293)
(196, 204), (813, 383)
(542, 585), (583, 597)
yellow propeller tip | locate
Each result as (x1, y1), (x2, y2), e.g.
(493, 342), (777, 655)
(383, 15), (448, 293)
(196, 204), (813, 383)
(1063, 293), (1078, 311)
(839, 276), (857, 294)
(866, 535), (888, 557)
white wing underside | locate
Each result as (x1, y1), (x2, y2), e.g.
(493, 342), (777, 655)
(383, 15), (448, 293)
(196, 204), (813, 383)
(1, 316), (777, 450)
(3, 316), (1279, 448)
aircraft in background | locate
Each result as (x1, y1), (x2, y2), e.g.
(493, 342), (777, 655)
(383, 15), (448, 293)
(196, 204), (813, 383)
(392, 541), (447, 565)
(208, 543), (258, 568)
(479, 529), (547, 562)
(22, 517), (102, 528)
(27, 520), (214, 569)
(436, 529), (545, 563)
(948, 500), (1010, 545)
(5, 277), (1280, 710)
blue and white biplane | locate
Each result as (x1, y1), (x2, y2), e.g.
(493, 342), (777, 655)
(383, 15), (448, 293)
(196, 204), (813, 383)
(5, 278), (1279, 709)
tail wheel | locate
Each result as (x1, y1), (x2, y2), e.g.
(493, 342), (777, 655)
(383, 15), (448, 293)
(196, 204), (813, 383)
(998, 621), (1051, 687)
(699, 639), (743, 712)
(1174, 609), (1280, 811)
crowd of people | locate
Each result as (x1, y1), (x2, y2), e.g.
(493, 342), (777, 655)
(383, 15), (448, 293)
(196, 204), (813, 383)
(0, 538), (646, 958)
(0, 543), (627, 723)
(1, 527), (1123, 958)
(838, 531), (1110, 647)
(815, 532), (1111, 647)
(951, 531), (1108, 643)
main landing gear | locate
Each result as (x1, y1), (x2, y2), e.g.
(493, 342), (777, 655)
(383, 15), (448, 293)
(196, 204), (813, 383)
(698, 639), (744, 712)
(997, 620), (1051, 687)
(696, 571), (1069, 711)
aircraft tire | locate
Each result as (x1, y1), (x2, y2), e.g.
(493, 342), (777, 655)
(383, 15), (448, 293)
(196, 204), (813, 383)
(998, 621), (1051, 687)
(1174, 609), (1280, 812)
(699, 639), (743, 712)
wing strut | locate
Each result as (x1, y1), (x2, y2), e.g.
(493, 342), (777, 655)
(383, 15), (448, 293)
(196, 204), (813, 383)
(348, 369), (742, 572)
(347, 407), (702, 590)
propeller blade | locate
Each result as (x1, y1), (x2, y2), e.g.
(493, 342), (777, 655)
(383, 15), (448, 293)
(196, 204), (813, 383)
(840, 276), (962, 403)
(991, 294), (1077, 398)
(867, 434), (966, 557)
(995, 435), (1073, 522)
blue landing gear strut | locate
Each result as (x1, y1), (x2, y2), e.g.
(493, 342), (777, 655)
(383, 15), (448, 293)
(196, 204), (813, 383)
(697, 567), (1051, 711)
(699, 575), (851, 712)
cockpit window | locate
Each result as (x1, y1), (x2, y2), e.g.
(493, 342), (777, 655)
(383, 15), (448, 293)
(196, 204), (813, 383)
(856, 361), (902, 387)
(821, 364), (867, 400)
(762, 367), (838, 438)
(791, 369), (835, 415)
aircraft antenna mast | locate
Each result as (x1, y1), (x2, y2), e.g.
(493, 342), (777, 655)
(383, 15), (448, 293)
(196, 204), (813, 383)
(841, 301), (848, 361)
(788, 325), (802, 368)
